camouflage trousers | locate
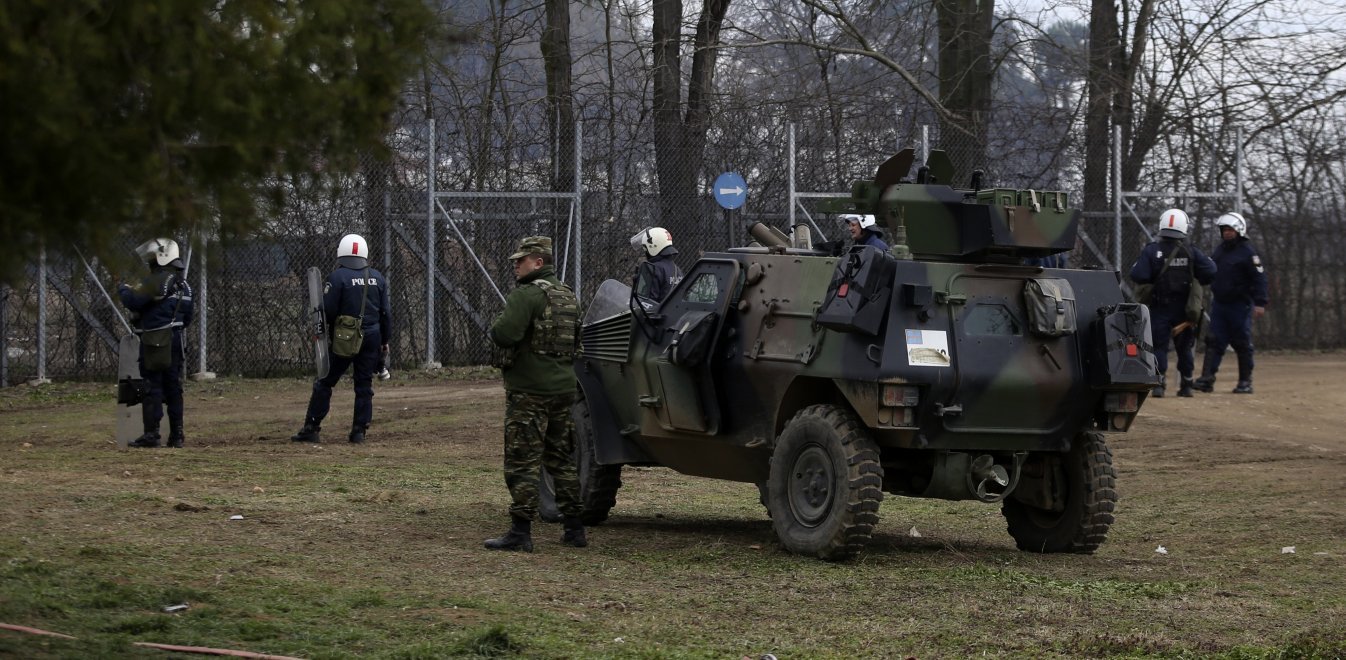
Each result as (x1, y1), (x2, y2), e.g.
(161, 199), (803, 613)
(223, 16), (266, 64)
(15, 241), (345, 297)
(502, 391), (582, 520)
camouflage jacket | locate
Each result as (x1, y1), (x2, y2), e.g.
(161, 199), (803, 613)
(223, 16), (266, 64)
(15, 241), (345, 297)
(489, 265), (577, 395)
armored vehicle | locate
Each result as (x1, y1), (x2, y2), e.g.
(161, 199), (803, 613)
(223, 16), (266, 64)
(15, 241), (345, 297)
(560, 149), (1158, 560)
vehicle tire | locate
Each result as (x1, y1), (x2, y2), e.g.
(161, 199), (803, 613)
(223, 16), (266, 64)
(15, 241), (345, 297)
(1002, 431), (1117, 553)
(539, 398), (623, 525)
(767, 404), (883, 560)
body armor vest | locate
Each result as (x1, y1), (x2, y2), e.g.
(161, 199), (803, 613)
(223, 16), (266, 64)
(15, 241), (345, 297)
(530, 279), (579, 358)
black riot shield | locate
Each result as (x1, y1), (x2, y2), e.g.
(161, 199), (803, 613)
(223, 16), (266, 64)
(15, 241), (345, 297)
(115, 334), (152, 448)
(307, 267), (330, 379)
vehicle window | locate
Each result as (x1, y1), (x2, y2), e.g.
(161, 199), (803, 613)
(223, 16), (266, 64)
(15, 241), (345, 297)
(964, 304), (1021, 336)
(682, 272), (720, 304)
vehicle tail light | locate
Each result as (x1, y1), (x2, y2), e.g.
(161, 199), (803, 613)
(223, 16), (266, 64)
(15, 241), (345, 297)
(1104, 391), (1139, 412)
(882, 385), (919, 407)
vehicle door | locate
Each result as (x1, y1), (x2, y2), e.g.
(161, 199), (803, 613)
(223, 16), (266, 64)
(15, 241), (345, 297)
(639, 258), (741, 434)
(942, 269), (1077, 435)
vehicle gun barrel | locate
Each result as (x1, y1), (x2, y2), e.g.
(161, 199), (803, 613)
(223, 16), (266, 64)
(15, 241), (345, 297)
(747, 222), (791, 249)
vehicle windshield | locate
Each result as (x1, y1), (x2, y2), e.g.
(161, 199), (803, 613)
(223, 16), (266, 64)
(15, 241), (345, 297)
(584, 279), (634, 324)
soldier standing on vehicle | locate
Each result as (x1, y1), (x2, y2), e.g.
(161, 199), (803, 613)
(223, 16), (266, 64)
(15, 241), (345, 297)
(841, 213), (889, 251)
(630, 226), (683, 307)
(485, 236), (586, 552)
(291, 234), (391, 444)
(118, 238), (194, 448)
(1195, 212), (1269, 394)
(1129, 209), (1216, 397)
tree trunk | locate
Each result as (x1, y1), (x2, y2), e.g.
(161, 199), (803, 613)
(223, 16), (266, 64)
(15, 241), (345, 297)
(652, 0), (730, 257)
(541, 0), (575, 194)
(935, 0), (993, 185)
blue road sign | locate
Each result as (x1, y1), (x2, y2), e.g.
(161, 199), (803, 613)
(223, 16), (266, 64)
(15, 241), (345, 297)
(713, 172), (747, 210)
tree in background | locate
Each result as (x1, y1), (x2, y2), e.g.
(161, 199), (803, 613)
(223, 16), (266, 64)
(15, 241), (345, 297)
(652, 0), (732, 256)
(0, 1), (441, 284)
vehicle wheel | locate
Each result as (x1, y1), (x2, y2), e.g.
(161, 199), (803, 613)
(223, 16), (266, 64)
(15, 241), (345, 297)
(1002, 431), (1117, 553)
(539, 398), (623, 525)
(767, 404), (883, 560)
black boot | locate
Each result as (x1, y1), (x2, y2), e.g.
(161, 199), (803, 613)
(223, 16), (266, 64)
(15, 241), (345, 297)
(291, 421), (321, 443)
(1233, 381), (1253, 394)
(484, 517), (534, 552)
(167, 429), (184, 448)
(561, 516), (588, 548)
(1195, 348), (1221, 393)
(129, 431), (161, 448)
(1151, 374), (1166, 398)
(1177, 378), (1194, 398)
(348, 425), (366, 444)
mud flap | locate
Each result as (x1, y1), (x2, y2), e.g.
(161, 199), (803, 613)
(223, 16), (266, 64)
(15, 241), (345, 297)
(307, 266), (330, 380)
(115, 334), (150, 449)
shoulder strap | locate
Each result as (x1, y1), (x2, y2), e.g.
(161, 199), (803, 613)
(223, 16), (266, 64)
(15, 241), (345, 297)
(357, 268), (370, 323)
(1157, 244), (1178, 277)
(168, 272), (185, 327)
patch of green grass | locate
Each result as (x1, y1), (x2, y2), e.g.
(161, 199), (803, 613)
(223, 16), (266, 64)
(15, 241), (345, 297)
(954, 562), (1196, 599)
(3, 372), (1345, 659)
(453, 624), (524, 657)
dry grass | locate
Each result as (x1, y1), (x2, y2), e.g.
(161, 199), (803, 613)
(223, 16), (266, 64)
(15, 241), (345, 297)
(1, 356), (1345, 658)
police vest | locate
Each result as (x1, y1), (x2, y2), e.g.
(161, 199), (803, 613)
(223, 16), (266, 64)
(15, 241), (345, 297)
(530, 279), (579, 359)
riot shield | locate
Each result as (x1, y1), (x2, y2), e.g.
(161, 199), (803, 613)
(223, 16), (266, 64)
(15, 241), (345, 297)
(307, 267), (330, 379)
(115, 334), (150, 448)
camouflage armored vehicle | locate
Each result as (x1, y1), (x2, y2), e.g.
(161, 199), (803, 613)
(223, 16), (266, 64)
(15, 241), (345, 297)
(558, 149), (1158, 560)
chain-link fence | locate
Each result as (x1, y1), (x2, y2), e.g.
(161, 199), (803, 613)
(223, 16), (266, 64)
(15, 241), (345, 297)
(4, 113), (1333, 386)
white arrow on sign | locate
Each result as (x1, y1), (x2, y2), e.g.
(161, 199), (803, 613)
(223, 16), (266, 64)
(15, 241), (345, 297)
(718, 186), (744, 195)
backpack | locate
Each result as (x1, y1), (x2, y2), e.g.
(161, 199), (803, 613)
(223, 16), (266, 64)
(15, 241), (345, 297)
(530, 279), (579, 359)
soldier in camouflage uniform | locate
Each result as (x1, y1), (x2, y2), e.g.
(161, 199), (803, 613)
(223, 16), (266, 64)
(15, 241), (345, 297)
(484, 236), (585, 552)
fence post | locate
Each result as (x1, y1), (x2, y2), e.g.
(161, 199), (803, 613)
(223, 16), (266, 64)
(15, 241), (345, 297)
(788, 123), (796, 229)
(574, 120), (583, 298)
(1, 283), (8, 387)
(192, 230), (215, 380)
(34, 245), (50, 385)
(1113, 124), (1122, 271)
(426, 117), (439, 368)
(384, 191), (393, 366)
(1235, 125), (1244, 214)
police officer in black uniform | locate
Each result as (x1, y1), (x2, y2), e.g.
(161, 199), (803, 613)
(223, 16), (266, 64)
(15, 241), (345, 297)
(1195, 212), (1269, 394)
(1129, 209), (1216, 397)
(118, 238), (194, 447)
(630, 226), (683, 307)
(291, 233), (392, 444)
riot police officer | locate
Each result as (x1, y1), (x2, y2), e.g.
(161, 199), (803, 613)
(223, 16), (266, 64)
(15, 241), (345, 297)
(291, 234), (392, 444)
(118, 238), (194, 447)
(630, 226), (683, 307)
(1129, 209), (1216, 397)
(1195, 212), (1269, 394)
(841, 213), (890, 251)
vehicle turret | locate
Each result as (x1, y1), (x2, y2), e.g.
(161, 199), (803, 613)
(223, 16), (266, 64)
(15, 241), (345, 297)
(821, 148), (1077, 263)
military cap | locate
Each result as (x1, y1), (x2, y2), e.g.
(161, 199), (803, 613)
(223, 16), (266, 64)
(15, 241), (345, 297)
(509, 236), (553, 260)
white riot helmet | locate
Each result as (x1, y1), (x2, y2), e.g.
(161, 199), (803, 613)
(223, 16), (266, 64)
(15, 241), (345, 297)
(137, 238), (182, 268)
(337, 233), (369, 268)
(1157, 209), (1190, 238)
(1215, 212), (1247, 238)
(630, 227), (674, 257)
(840, 213), (877, 230)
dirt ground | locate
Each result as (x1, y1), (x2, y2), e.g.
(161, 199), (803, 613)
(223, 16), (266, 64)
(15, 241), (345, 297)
(1137, 352), (1346, 453)
(2, 353), (1345, 657)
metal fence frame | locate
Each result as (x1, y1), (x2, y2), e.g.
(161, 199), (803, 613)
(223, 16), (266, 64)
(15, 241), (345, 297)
(4, 119), (1246, 386)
